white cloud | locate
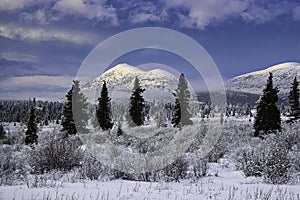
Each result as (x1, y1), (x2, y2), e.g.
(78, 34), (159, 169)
(0, 52), (38, 63)
(0, 0), (118, 26)
(0, 75), (73, 89)
(161, 0), (297, 29)
(129, 11), (168, 24)
(0, 0), (36, 11)
(20, 8), (60, 25)
(53, 0), (118, 26)
(126, 1), (168, 24)
(0, 24), (100, 45)
(162, 0), (248, 29)
(293, 5), (300, 21)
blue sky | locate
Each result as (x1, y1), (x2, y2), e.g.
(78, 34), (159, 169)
(0, 0), (300, 100)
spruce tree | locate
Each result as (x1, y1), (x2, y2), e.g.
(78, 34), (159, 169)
(72, 80), (88, 133)
(254, 73), (281, 137)
(172, 73), (193, 127)
(96, 81), (113, 130)
(171, 98), (181, 127)
(0, 123), (6, 141)
(61, 80), (88, 135)
(288, 76), (300, 122)
(129, 77), (145, 126)
(25, 106), (38, 146)
(61, 85), (77, 135)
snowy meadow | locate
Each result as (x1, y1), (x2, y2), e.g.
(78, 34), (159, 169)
(1, 117), (300, 200)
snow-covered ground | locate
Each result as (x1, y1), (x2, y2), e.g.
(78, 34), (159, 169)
(1, 116), (300, 200)
(1, 158), (299, 200)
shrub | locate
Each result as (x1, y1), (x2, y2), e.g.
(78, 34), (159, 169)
(263, 135), (291, 184)
(236, 147), (265, 177)
(28, 132), (84, 174)
(162, 158), (188, 182)
(236, 133), (292, 184)
(0, 145), (27, 185)
(78, 155), (104, 180)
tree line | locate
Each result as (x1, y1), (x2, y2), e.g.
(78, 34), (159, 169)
(22, 73), (193, 146)
(2, 72), (300, 146)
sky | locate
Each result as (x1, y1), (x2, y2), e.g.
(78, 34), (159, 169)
(0, 0), (300, 100)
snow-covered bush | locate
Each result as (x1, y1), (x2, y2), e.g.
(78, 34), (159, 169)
(2, 126), (25, 146)
(207, 122), (253, 162)
(237, 132), (292, 184)
(162, 158), (188, 182)
(28, 132), (84, 174)
(192, 158), (208, 179)
(78, 155), (106, 180)
(0, 145), (27, 185)
(236, 147), (265, 177)
(263, 136), (291, 184)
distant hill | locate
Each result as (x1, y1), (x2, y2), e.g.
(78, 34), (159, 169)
(81, 62), (300, 105)
(225, 62), (300, 104)
(82, 63), (179, 100)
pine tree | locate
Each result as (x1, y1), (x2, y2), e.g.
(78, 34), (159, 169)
(96, 81), (113, 130)
(61, 80), (88, 135)
(0, 123), (6, 141)
(172, 73), (193, 127)
(171, 98), (181, 127)
(72, 80), (88, 133)
(25, 106), (38, 146)
(254, 73), (281, 137)
(288, 76), (300, 122)
(129, 77), (145, 126)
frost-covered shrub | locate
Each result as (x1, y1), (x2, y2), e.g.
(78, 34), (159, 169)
(290, 143), (300, 173)
(236, 133), (292, 184)
(263, 134), (292, 184)
(207, 123), (253, 162)
(2, 127), (25, 145)
(0, 145), (27, 185)
(193, 158), (208, 178)
(78, 155), (105, 180)
(162, 158), (188, 182)
(236, 146), (265, 177)
(28, 132), (84, 174)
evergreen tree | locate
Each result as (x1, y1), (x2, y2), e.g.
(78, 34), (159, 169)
(0, 123), (6, 141)
(61, 80), (88, 135)
(25, 106), (38, 146)
(96, 81), (113, 130)
(171, 98), (181, 127)
(61, 85), (77, 135)
(254, 73), (281, 137)
(129, 77), (145, 126)
(72, 80), (88, 133)
(288, 76), (300, 122)
(171, 73), (193, 127)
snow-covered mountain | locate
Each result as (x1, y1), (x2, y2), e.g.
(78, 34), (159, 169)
(225, 62), (300, 98)
(82, 63), (179, 100)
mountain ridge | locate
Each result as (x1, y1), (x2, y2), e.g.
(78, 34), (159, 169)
(82, 63), (179, 100)
(225, 62), (300, 97)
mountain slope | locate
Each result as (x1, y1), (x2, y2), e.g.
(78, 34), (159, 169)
(82, 63), (179, 100)
(225, 62), (300, 98)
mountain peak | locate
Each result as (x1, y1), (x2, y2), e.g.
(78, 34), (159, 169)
(105, 63), (143, 73)
(226, 62), (300, 96)
(235, 62), (300, 79)
(82, 63), (179, 100)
